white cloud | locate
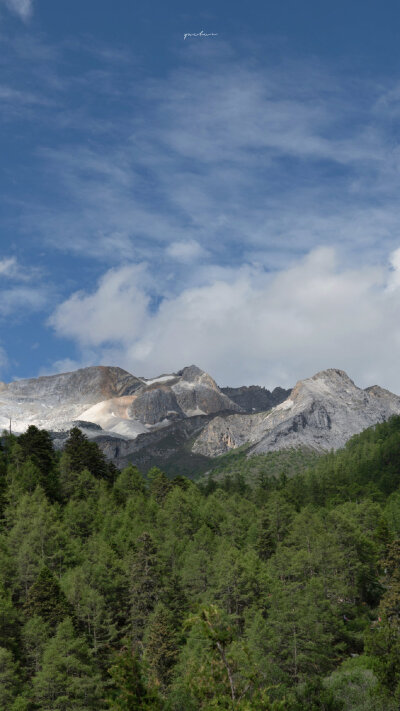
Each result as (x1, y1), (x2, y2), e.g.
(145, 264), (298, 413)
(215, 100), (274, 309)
(0, 286), (47, 317)
(49, 246), (400, 393)
(2, 0), (33, 20)
(0, 256), (39, 281)
(48, 264), (150, 347)
(166, 240), (207, 263)
(0, 257), (18, 277)
(0, 257), (48, 318)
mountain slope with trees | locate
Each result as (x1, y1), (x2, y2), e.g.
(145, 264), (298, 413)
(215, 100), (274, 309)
(1, 418), (400, 709)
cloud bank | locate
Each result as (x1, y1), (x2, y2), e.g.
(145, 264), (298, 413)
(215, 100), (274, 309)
(49, 246), (400, 392)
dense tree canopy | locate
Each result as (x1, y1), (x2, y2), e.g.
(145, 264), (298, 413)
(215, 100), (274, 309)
(1, 418), (400, 708)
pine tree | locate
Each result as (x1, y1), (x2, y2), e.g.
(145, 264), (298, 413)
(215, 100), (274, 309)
(108, 648), (161, 710)
(25, 566), (70, 628)
(17, 426), (58, 499)
(365, 539), (400, 696)
(0, 583), (20, 654)
(0, 647), (20, 709)
(147, 468), (172, 504)
(21, 615), (50, 675)
(255, 512), (276, 561)
(63, 427), (114, 482)
(129, 533), (160, 646)
(162, 572), (188, 629)
(113, 466), (146, 505)
(175, 604), (263, 709)
(144, 603), (178, 690)
(33, 617), (102, 710)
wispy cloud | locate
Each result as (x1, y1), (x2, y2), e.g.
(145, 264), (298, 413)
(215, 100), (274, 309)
(166, 240), (207, 263)
(0, 286), (47, 317)
(1, 0), (33, 20)
(0, 257), (19, 277)
(11, 42), (400, 282)
(0, 257), (48, 318)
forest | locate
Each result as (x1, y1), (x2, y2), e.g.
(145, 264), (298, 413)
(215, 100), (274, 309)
(1, 418), (400, 709)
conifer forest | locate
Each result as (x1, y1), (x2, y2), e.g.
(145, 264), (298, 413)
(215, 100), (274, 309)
(2, 419), (400, 709)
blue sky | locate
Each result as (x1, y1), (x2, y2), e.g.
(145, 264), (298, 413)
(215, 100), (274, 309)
(2, 0), (400, 389)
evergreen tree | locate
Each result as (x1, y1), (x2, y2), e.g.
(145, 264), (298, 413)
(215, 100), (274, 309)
(17, 426), (58, 500)
(107, 648), (161, 710)
(113, 465), (146, 504)
(255, 512), (276, 561)
(148, 468), (172, 504)
(21, 614), (50, 675)
(63, 427), (114, 483)
(18, 426), (55, 474)
(0, 583), (20, 654)
(0, 647), (20, 710)
(128, 532), (160, 645)
(288, 678), (344, 710)
(33, 617), (102, 710)
(24, 566), (70, 628)
(144, 602), (178, 690)
(365, 539), (400, 696)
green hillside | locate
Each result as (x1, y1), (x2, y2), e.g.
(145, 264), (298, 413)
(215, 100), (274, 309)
(1, 418), (400, 709)
(202, 444), (321, 486)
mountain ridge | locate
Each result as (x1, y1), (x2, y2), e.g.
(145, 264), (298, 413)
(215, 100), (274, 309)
(2, 364), (400, 472)
(0, 364), (240, 439)
(192, 368), (400, 457)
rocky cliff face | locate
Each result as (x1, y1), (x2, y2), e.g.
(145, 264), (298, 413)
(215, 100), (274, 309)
(0, 364), (239, 440)
(192, 369), (400, 457)
(0, 366), (143, 433)
(220, 385), (290, 413)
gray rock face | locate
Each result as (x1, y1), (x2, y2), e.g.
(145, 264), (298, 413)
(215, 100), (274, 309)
(129, 388), (184, 425)
(0, 366), (143, 433)
(4, 366), (141, 403)
(171, 366), (240, 416)
(192, 369), (400, 457)
(0, 363), (239, 441)
(220, 385), (290, 413)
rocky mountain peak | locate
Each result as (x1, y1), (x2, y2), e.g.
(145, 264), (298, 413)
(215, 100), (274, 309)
(192, 368), (400, 457)
(312, 368), (353, 381)
(0, 363), (239, 438)
(177, 365), (206, 381)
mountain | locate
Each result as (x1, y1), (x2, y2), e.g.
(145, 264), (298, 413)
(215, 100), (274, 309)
(220, 385), (290, 413)
(2, 365), (400, 474)
(192, 369), (400, 457)
(0, 364), (240, 442)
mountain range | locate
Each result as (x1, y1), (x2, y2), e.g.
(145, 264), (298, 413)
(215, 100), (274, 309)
(1, 364), (400, 472)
